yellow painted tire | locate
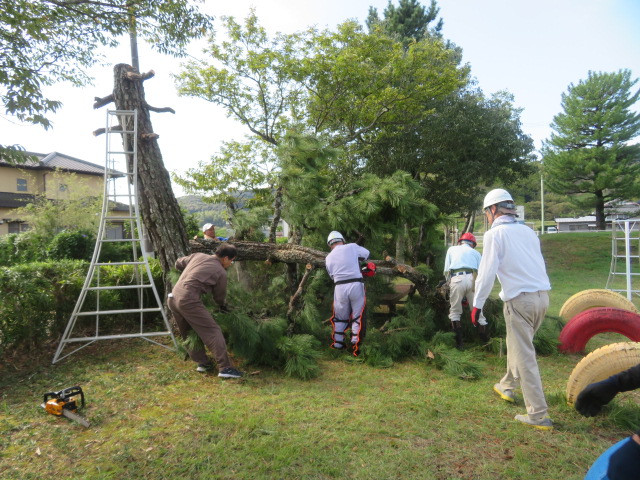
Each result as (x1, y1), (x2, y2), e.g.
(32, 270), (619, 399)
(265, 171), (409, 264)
(566, 341), (640, 405)
(559, 289), (638, 322)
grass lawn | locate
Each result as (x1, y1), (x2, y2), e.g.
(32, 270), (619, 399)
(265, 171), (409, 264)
(1, 231), (639, 479)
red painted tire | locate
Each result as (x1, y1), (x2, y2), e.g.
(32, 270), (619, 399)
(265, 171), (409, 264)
(558, 307), (640, 353)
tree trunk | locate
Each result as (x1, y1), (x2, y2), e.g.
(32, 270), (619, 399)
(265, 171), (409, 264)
(268, 185), (283, 243)
(108, 63), (189, 272)
(463, 211), (475, 234)
(190, 238), (433, 297)
(395, 233), (405, 264)
(411, 223), (424, 266)
(595, 190), (606, 230)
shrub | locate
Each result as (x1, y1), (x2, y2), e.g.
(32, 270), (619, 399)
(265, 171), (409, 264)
(47, 230), (95, 261)
(0, 232), (48, 266)
(0, 258), (165, 355)
(0, 260), (86, 352)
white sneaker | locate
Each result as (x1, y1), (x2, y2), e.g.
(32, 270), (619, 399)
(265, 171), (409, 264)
(514, 414), (553, 431)
(493, 383), (516, 403)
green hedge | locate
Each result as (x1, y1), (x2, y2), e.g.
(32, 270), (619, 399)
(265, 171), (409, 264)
(0, 259), (165, 355)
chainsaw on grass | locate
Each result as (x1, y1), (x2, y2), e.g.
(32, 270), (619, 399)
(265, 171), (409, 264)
(41, 386), (90, 428)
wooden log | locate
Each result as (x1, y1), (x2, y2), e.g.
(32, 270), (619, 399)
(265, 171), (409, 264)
(189, 239), (432, 296)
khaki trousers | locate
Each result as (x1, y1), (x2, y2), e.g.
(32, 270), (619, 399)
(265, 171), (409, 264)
(448, 272), (486, 325)
(498, 290), (549, 421)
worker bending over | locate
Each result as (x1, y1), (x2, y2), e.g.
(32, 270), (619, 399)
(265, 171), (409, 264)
(325, 231), (370, 356)
(443, 232), (487, 349)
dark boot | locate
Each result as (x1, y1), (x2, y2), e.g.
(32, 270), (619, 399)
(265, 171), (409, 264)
(451, 321), (464, 350)
(478, 324), (490, 343)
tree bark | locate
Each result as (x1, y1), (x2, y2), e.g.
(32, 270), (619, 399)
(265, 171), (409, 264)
(190, 239), (433, 296)
(96, 63), (189, 273)
(268, 185), (283, 243)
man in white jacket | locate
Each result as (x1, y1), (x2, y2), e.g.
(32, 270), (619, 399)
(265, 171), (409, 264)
(325, 231), (370, 356)
(472, 188), (553, 430)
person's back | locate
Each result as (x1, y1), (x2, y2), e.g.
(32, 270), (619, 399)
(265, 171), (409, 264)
(174, 253), (226, 299)
(478, 218), (550, 303)
(326, 243), (369, 282)
(444, 243), (481, 272)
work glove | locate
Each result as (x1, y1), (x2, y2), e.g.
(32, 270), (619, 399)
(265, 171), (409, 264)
(361, 262), (376, 278)
(471, 307), (482, 327)
(575, 376), (621, 417)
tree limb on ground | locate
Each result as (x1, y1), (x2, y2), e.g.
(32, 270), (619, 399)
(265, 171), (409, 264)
(189, 239), (432, 296)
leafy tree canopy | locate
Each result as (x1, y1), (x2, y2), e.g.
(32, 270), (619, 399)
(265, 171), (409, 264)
(542, 69), (640, 228)
(175, 11), (467, 149)
(364, 88), (535, 215)
(0, 0), (212, 157)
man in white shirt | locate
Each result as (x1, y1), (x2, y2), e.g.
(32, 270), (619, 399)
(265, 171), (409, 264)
(325, 231), (370, 356)
(443, 232), (487, 349)
(472, 188), (553, 430)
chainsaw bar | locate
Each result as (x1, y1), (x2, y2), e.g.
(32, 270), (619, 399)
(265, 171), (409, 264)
(40, 403), (90, 428)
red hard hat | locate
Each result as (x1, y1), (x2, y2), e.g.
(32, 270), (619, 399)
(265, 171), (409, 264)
(458, 232), (477, 246)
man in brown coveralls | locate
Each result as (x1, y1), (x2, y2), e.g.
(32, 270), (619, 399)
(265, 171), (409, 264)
(168, 243), (244, 378)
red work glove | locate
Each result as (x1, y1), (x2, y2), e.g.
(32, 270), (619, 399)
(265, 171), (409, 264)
(471, 307), (482, 327)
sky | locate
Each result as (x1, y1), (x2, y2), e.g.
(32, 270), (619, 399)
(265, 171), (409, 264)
(2, 0), (640, 197)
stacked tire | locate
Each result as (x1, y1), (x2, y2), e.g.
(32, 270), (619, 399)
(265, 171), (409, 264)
(566, 341), (640, 405)
(558, 289), (639, 353)
(559, 289), (640, 405)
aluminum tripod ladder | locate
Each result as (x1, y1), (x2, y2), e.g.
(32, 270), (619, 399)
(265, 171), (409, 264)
(53, 109), (177, 364)
(606, 219), (640, 302)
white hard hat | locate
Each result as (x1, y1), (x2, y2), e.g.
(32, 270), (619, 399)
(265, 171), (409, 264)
(483, 189), (514, 210)
(202, 223), (214, 232)
(327, 231), (345, 246)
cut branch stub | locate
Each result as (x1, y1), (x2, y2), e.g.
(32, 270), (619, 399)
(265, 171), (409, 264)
(93, 94), (114, 109)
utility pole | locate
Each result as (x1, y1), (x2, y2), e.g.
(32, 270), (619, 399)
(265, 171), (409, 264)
(540, 172), (544, 235)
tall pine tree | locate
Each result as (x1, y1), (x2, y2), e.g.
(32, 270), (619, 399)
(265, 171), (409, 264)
(542, 70), (640, 229)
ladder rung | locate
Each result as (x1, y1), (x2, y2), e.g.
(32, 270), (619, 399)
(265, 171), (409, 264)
(61, 332), (171, 343)
(76, 308), (162, 316)
(611, 272), (640, 276)
(104, 216), (137, 220)
(87, 285), (152, 291)
(95, 261), (146, 266)
(100, 238), (140, 243)
(108, 151), (135, 155)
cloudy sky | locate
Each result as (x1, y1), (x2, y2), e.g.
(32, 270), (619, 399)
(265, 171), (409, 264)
(2, 0), (639, 196)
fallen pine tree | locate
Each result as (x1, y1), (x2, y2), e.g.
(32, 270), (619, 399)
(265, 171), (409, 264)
(179, 238), (561, 380)
(188, 238), (433, 297)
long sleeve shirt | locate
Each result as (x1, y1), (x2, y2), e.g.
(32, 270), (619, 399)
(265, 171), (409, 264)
(325, 243), (370, 283)
(443, 244), (482, 274)
(173, 252), (227, 306)
(473, 216), (551, 309)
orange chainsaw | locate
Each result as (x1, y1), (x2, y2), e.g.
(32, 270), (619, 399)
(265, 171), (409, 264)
(41, 386), (90, 428)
